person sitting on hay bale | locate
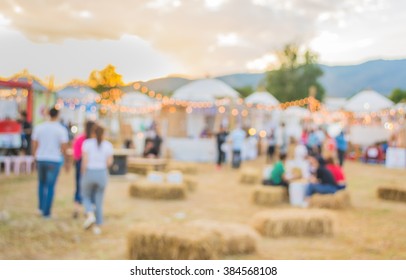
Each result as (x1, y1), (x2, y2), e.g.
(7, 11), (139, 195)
(305, 156), (344, 198)
(325, 156), (346, 189)
(143, 139), (159, 158)
(263, 154), (300, 187)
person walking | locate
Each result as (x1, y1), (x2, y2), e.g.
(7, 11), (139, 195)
(32, 108), (69, 219)
(278, 123), (289, 156)
(335, 131), (348, 166)
(266, 128), (276, 163)
(229, 125), (246, 169)
(81, 125), (113, 234)
(71, 120), (95, 218)
(216, 126), (228, 169)
(19, 111), (32, 155)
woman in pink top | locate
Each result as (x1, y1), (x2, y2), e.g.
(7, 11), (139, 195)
(72, 121), (95, 218)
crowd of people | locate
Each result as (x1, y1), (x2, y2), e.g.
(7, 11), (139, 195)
(4, 107), (402, 234)
(27, 108), (166, 235)
(212, 122), (349, 205)
(261, 125), (348, 205)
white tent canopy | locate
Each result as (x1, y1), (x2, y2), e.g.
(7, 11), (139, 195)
(172, 78), (239, 101)
(393, 102), (406, 111)
(245, 91), (279, 106)
(344, 90), (394, 113)
(57, 86), (98, 103)
(119, 91), (156, 107)
(283, 106), (310, 118)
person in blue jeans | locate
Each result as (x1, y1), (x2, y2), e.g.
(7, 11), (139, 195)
(229, 125), (246, 169)
(32, 108), (69, 218)
(81, 125), (114, 235)
(335, 131), (348, 166)
(305, 156), (341, 197)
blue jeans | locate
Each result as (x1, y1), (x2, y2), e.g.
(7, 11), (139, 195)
(81, 169), (108, 225)
(306, 183), (339, 197)
(74, 159), (82, 203)
(37, 161), (62, 217)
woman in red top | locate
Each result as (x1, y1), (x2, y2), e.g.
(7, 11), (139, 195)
(72, 121), (95, 218)
(325, 156), (346, 189)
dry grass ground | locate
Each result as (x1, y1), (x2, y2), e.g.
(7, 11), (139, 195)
(1, 157), (406, 260)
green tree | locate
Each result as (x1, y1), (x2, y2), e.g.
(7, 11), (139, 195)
(389, 88), (406, 103)
(88, 64), (124, 104)
(263, 45), (325, 102)
(235, 86), (254, 98)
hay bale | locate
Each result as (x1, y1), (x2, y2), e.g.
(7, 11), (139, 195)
(377, 186), (406, 203)
(129, 180), (187, 200)
(167, 161), (198, 174)
(252, 186), (288, 207)
(252, 209), (335, 238)
(184, 175), (198, 192)
(127, 165), (153, 175)
(127, 224), (221, 260)
(240, 168), (261, 184)
(188, 220), (259, 255)
(309, 190), (351, 209)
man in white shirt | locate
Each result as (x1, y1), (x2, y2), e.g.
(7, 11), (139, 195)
(32, 108), (69, 218)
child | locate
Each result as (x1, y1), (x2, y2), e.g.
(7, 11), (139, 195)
(263, 153), (289, 187)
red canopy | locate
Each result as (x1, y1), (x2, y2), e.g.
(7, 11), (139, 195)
(0, 80), (33, 122)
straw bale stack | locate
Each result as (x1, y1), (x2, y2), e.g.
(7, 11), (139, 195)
(188, 220), (259, 255)
(240, 168), (261, 184)
(251, 209), (335, 238)
(129, 180), (187, 200)
(252, 186), (288, 207)
(167, 161), (198, 174)
(309, 190), (351, 209)
(127, 224), (221, 260)
(184, 175), (198, 192)
(377, 186), (406, 203)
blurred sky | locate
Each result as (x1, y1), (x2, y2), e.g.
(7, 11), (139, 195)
(0, 0), (406, 85)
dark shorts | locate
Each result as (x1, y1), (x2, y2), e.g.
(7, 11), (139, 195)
(267, 146), (275, 156)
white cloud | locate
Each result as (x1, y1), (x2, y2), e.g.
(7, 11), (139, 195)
(0, 31), (183, 84)
(246, 53), (278, 72)
(0, 0), (405, 81)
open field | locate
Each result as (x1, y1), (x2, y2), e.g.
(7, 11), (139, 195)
(1, 158), (406, 260)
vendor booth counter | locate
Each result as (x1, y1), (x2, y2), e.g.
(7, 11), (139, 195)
(109, 149), (137, 175)
(166, 137), (258, 163)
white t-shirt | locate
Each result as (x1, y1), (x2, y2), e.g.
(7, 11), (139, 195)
(32, 121), (69, 162)
(229, 128), (246, 151)
(82, 138), (114, 170)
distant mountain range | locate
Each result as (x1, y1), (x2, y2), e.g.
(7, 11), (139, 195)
(139, 59), (406, 98)
(319, 59), (406, 97)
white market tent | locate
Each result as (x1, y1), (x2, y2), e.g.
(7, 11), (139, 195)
(57, 85), (98, 103)
(245, 91), (279, 106)
(120, 91), (157, 108)
(119, 91), (159, 151)
(246, 91), (280, 132)
(170, 78), (240, 138)
(393, 102), (406, 111)
(172, 78), (239, 101)
(119, 91), (159, 131)
(344, 90), (394, 113)
(324, 97), (347, 111)
(56, 85), (98, 125)
(282, 106), (311, 140)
